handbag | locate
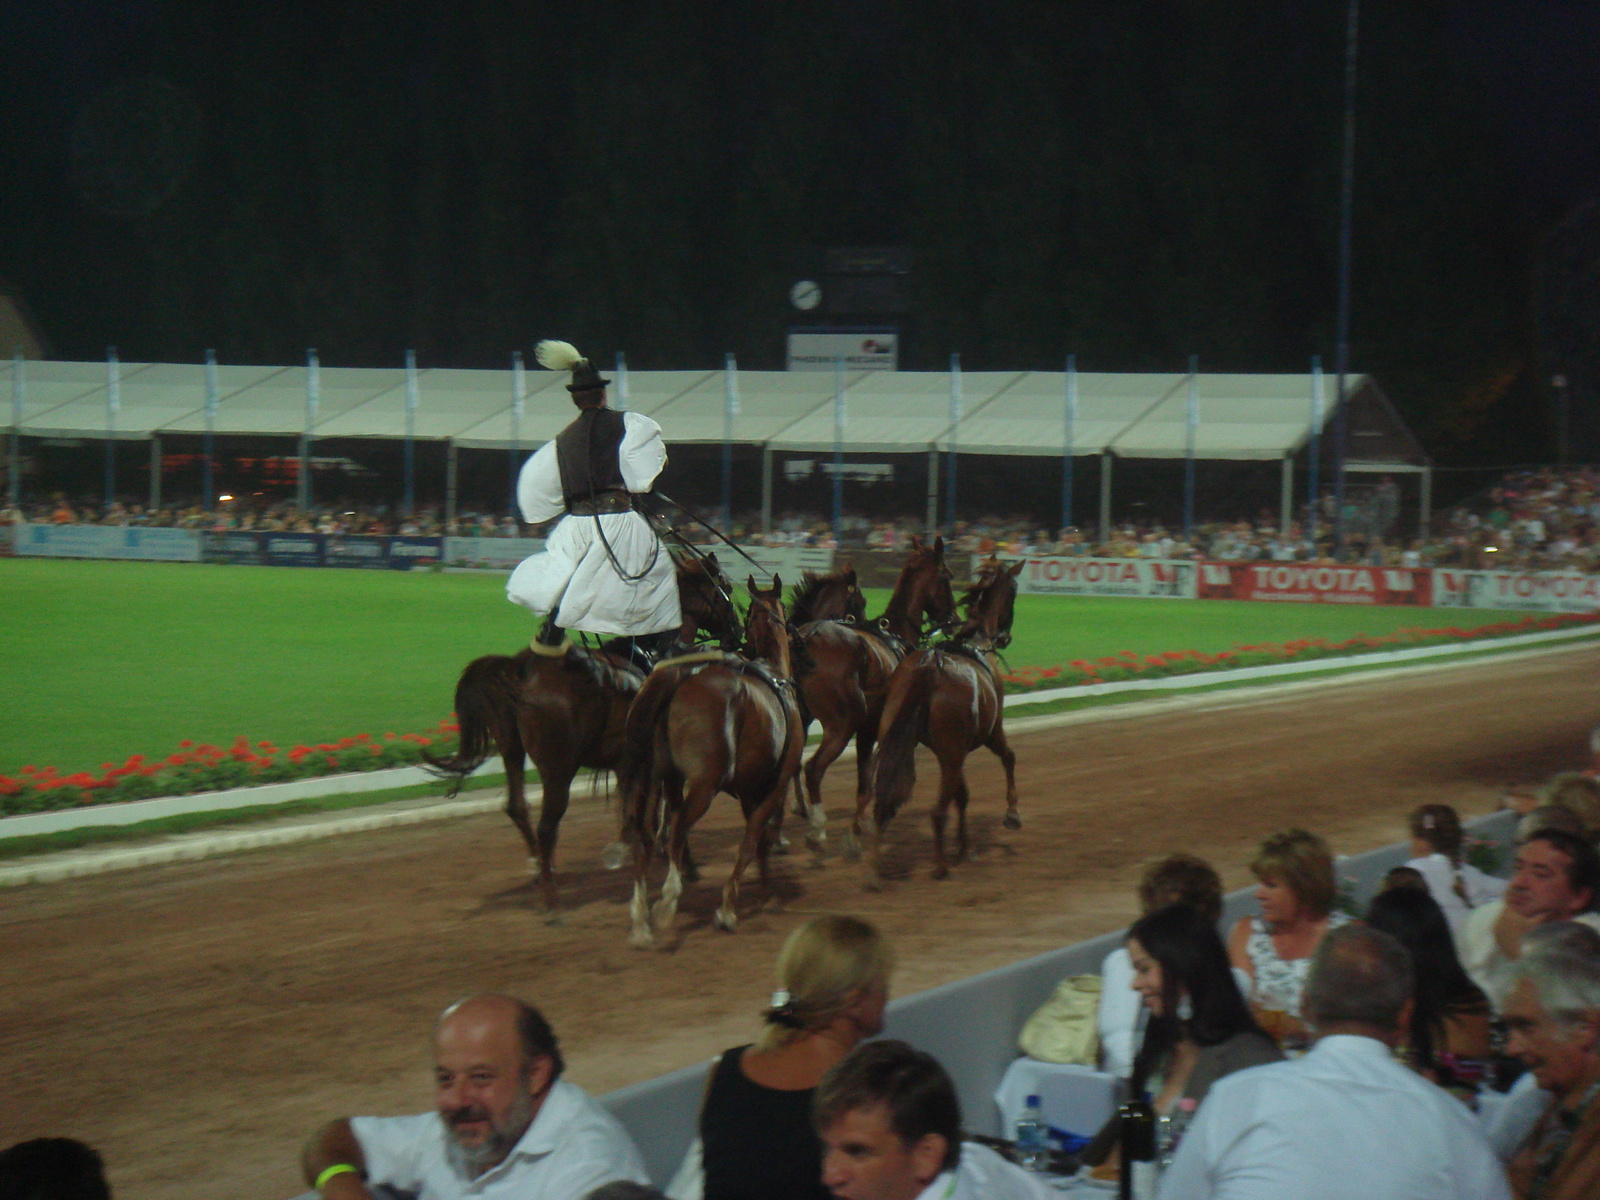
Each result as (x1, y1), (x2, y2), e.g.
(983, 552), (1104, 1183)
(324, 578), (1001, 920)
(1018, 974), (1102, 1065)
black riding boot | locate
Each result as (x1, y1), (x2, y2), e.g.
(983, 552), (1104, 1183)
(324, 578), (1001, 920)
(530, 615), (569, 656)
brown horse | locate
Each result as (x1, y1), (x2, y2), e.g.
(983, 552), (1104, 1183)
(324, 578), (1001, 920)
(423, 554), (741, 914)
(791, 538), (960, 852)
(862, 555), (1024, 881)
(617, 577), (804, 948)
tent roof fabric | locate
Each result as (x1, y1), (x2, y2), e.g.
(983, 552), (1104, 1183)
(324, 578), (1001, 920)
(0, 359), (1393, 462)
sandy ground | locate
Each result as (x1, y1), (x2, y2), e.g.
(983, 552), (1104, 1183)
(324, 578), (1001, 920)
(2, 646), (1598, 1200)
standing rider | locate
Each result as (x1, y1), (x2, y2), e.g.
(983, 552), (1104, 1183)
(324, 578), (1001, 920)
(507, 340), (682, 660)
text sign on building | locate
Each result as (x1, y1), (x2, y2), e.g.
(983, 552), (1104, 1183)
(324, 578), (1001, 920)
(786, 330), (898, 372)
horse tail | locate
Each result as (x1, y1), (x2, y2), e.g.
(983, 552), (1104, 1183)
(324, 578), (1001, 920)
(616, 670), (680, 846)
(872, 653), (939, 828)
(422, 654), (526, 796)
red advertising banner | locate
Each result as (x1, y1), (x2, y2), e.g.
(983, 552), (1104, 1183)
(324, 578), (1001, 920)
(1200, 562), (1432, 606)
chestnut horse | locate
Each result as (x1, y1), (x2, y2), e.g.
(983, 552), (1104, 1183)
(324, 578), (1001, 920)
(423, 554), (740, 914)
(862, 555), (1024, 880)
(791, 538), (959, 850)
(617, 577), (803, 947)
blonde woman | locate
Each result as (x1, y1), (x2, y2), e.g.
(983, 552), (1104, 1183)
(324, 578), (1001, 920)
(1227, 829), (1349, 1040)
(674, 915), (893, 1200)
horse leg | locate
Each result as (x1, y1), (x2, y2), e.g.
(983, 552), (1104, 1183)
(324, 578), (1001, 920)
(627, 817), (655, 950)
(801, 725), (851, 848)
(653, 777), (709, 936)
(501, 747), (539, 871)
(988, 726), (1021, 829)
(929, 748), (969, 879)
(532, 768), (572, 919)
(716, 790), (784, 931)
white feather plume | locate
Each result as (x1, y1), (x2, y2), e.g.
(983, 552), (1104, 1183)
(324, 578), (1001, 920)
(535, 340), (584, 372)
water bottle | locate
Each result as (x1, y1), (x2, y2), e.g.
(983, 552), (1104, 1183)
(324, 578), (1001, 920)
(1014, 1093), (1050, 1173)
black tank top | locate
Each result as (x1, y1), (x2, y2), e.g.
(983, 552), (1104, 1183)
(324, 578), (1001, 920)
(700, 1045), (832, 1200)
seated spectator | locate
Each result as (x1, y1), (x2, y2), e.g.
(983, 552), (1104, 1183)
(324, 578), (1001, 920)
(1227, 829), (1349, 1040)
(1157, 925), (1510, 1200)
(1381, 865), (1430, 894)
(1097, 854), (1249, 1079)
(300, 993), (646, 1199)
(813, 1039), (1050, 1200)
(1084, 905), (1281, 1170)
(1460, 831), (1600, 1011)
(1504, 934), (1600, 1199)
(0, 1138), (111, 1200)
(1542, 774), (1600, 840)
(1518, 807), (1589, 845)
(1404, 804), (1508, 935)
(687, 915), (893, 1200)
(1364, 886), (1491, 1089)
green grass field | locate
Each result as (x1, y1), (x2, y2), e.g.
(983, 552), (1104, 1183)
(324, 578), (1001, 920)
(1, 557), (1532, 778)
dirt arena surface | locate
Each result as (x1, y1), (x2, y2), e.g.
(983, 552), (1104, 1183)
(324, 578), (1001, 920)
(2, 646), (1598, 1199)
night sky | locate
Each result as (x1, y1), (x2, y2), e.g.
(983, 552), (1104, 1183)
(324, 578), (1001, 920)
(3, 0), (1600, 462)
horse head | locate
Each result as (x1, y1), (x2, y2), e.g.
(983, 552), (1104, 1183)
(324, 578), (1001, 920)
(743, 574), (792, 677)
(788, 562), (866, 625)
(679, 553), (741, 650)
(953, 556), (1022, 649)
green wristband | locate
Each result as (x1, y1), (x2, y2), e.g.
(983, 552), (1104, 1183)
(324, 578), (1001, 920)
(315, 1163), (361, 1190)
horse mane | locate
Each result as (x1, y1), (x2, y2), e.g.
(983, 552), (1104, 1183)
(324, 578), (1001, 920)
(787, 570), (829, 625)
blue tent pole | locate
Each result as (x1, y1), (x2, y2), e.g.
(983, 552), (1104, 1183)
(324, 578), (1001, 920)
(300, 348), (319, 510)
(10, 349), (25, 507)
(1332, 0), (1360, 551)
(510, 350), (525, 516)
(833, 356), (846, 543)
(1308, 356), (1324, 542)
(722, 353), (738, 528)
(400, 350), (419, 515)
(946, 352), (961, 532)
(105, 346), (119, 506)
(1062, 353), (1077, 532)
(202, 349), (218, 506)
(1183, 355), (1198, 539)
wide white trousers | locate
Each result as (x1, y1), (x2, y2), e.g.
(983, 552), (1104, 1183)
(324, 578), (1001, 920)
(506, 511), (681, 636)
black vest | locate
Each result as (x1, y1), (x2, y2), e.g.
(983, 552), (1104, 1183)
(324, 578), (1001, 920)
(555, 408), (628, 508)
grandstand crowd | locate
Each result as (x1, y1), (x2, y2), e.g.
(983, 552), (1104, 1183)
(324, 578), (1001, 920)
(7, 465), (1599, 572)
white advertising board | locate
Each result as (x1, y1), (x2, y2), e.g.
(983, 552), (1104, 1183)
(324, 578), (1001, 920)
(1431, 569), (1600, 614)
(983, 555), (1197, 599)
(444, 536), (545, 569)
(786, 330), (898, 371)
(731, 545), (835, 583)
(13, 522), (202, 561)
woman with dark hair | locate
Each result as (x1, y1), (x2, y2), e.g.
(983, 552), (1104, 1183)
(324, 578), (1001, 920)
(1083, 905), (1282, 1172)
(1364, 886), (1491, 1088)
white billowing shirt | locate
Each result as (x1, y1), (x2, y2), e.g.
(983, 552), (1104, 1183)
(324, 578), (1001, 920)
(1404, 852), (1507, 936)
(1154, 1035), (1510, 1200)
(1457, 900), (1600, 1011)
(914, 1142), (1055, 1200)
(348, 1078), (649, 1200)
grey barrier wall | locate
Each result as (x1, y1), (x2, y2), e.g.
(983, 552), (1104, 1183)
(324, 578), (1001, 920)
(602, 809), (1519, 1184)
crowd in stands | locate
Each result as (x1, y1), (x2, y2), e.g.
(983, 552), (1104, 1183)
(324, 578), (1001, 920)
(6, 466), (1600, 572)
(14, 740), (1600, 1200)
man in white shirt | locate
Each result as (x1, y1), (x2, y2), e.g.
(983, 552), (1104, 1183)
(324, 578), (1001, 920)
(815, 1040), (1051, 1200)
(300, 993), (648, 1200)
(1156, 925), (1509, 1200)
(1459, 829), (1600, 1011)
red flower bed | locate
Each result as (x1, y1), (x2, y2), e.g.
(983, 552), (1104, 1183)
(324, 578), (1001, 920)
(0, 720), (462, 818)
(999, 612), (1600, 694)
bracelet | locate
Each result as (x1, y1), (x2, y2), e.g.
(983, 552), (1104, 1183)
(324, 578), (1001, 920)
(315, 1163), (361, 1190)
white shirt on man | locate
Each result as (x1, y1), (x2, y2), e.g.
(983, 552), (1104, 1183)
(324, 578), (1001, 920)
(1457, 900), (1600, 1011)
(1154, 1034), (1509, 1200)
(915, 1142), (1054, 1200)
(348, 1078), (648, 1200)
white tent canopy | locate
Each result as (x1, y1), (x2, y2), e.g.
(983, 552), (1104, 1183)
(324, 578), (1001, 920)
(4, 358), (1372, 461)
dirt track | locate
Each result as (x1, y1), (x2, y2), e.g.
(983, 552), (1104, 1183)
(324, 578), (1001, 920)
(2, 647), (1598, 1200)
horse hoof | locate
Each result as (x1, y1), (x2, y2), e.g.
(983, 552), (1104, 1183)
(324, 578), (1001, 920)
(840, 836), (862, 862)
(932, 865), (950, 880)
(861, 873), (883, 893)
(527, 857), (541, 876)
(628, 928), (654, 950)
(713, 909), (738, 932)
(545, 912), (566, 928)
(773, 834), (791, 855)
(600, 842), (628, 871)
(805, 832), (827, 852)
(1002, 811), (1022, 831)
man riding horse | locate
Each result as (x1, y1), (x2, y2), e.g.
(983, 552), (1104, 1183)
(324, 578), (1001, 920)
(507, 340), (683, 664)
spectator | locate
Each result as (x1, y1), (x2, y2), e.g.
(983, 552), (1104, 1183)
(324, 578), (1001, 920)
(813, 1040), (1050, 1200)
(1364, 886), (1491, 1088)
(0, 1139), (111, 1200)
(1403, 804), (1508, 935)
(300, 993), (647, 1199)
(1504, 935), (1600, 1199)
(1097, 854), (1248, 1079)
(1460, 831), (1600, 1011)
(1227, 829), (1349, 1040)
(1157, 925), (1510, 1200)
(1083, 905), (1281, 1173)
(683, 915), (893, 1200)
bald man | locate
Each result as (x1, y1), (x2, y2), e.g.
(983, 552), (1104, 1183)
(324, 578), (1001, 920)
(301, 994), (647, 1200)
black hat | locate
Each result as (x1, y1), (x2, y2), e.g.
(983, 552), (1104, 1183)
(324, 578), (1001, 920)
(535, 339), (610, 393)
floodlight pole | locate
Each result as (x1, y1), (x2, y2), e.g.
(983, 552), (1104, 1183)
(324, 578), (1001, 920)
(1331, 0), (1360, 552)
